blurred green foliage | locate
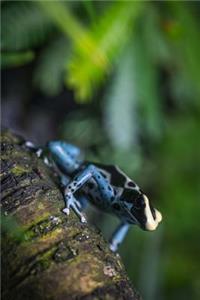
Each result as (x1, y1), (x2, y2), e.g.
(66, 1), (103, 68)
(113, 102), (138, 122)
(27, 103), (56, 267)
(1, 1), (200, 299)
(1, 213), (26, 242)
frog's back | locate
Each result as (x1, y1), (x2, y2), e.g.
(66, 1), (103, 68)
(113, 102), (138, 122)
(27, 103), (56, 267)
(92, 162), (139, 190)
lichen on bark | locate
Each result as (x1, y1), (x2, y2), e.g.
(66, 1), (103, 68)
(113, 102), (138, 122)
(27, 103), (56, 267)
(1, 129), (142, 300)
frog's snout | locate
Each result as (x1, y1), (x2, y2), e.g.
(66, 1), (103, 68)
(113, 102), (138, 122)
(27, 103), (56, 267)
(143, 195), (162, 231)
(155, 209), (162, 223)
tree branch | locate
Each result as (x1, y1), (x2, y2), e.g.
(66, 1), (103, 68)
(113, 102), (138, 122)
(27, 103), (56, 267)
(1, 130), (142, 300)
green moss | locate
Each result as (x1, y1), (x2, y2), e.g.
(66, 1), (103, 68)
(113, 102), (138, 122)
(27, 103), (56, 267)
(10, 164), (29, 176)
(30, 246), (57, 274)
(53, 241), (76, 262)
(22, 211), (51, 231)
(1, 130), (21, 144)
(1, 214), (26, 242)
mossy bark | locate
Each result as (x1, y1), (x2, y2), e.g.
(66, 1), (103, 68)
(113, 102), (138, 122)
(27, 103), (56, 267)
(1, 130), (142, 300)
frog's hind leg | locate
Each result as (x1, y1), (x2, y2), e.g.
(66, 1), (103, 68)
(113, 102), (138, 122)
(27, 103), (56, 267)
(63, 164), (115, 222)
(47, 141), (84, 174)
(62, 143), (83, 161)
(109, 222), (130, 252)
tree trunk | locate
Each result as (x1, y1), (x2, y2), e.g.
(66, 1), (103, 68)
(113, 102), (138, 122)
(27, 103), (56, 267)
(1, 129), (142, 300)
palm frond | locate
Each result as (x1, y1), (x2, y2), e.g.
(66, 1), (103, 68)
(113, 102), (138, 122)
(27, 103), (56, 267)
(68, 1), (144, 101)
(39, 1), (144, 101)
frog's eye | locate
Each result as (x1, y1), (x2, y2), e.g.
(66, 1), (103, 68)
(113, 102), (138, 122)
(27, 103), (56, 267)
(134, 194), (145, 210)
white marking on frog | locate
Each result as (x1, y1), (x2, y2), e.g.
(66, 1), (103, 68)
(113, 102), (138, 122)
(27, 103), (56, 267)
(143, 195), (162, 231)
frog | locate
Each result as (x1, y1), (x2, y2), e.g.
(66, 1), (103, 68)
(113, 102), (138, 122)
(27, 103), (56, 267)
(25, 140), (162, 252)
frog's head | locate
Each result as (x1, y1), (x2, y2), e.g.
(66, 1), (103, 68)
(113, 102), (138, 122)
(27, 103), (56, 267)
(124, 192), (162, 230)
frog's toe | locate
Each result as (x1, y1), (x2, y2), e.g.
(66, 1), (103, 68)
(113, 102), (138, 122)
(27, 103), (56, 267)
(81, 215), (87, 223)
(63, 207), (70, 215)
(109, 242), (118, 252)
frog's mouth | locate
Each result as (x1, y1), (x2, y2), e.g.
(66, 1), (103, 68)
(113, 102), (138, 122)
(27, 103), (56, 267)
(143, 195), (162, 231)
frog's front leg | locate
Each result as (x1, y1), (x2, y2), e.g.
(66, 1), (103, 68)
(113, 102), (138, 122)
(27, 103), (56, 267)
(62, 177), (88, 223)
(109, 222), (130, 252)
(63, 192), (87, 223)
(63, 164), (115, 222)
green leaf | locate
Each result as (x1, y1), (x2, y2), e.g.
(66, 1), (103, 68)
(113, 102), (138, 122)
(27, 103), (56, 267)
(1, 1), (55, 51)
(39, 1), (143, 101)
(1, 51), (34, 68)
(68, 1), (144, 101)
(61, 111), (104, 147)
(38, 1), (88, 47)
(34, 36), (70, 96)
(132, 28), (163, 140)
(1, 214), (26, 242)
(166, 3), (200, 104)
(142, 5), (172, 65)
(104, 45), (139, 151)
(82, 0), (96, 24)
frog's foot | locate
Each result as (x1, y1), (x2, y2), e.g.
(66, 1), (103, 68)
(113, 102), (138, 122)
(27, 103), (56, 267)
(109, 241), (118, 253)
(62, 207), (70, 215)
(63, 193), (87, 223)
(109, 222), (130, 252)
(24, 141), (44, 158)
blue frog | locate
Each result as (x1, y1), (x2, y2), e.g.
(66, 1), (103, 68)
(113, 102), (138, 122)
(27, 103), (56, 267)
(25, 140), (162, 252)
